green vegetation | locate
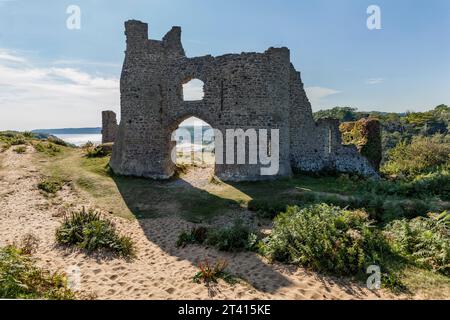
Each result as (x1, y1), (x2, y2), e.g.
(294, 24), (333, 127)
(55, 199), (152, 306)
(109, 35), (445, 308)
(38, 177), (64, 194)
(192, 259), (238, 285)
(13, 146), (26, 154)
(0, 131), (72, 154)
(385, 212), (450, 275)
(55, 207), (135, 259)
(18, 108), (447, 297)
(260, 204), (388, 275)
(340, 118), (382, 170)
(177, 220), (258, 252)
(381, 135), (450, 178)
(0, 244), (75, 299)
(34, 142), (62, 156)
(314, 104), (450, 161)
(0, 131), (27, 152)
(84, 143), (113, 158)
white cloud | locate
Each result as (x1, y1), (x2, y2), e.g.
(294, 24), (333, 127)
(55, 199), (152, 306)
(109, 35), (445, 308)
(305, 86), (341, 106)
(0, 49), (119, 130)
(365, 78), (385, 85)
(52, 59), (121, 69)
(0, 49), (26, 63)
(183, 79), (204, 101)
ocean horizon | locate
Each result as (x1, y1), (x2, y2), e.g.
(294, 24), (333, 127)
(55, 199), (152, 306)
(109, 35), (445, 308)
(53, 133), (102, 146)
(52, 125), (213, 147)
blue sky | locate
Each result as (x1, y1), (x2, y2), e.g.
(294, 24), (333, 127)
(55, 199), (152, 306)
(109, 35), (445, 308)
(0, 0), (449, 130)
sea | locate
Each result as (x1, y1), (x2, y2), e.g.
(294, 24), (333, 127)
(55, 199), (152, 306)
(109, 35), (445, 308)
(52, 125), (213, 150)
(53, 134), (102, 146)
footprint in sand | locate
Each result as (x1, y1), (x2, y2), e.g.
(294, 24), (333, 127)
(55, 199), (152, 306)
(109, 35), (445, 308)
(165, 288), (176, 294)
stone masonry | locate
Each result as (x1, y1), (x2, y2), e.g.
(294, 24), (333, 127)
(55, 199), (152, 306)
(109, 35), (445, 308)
(101, 111), (118, 144)
(105, 20), (379, 181)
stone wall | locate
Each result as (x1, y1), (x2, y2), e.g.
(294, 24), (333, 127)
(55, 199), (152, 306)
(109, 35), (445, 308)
(339, 118), (382, 171)
(101, 111), (118, 144)
(107, 20), (379, 181)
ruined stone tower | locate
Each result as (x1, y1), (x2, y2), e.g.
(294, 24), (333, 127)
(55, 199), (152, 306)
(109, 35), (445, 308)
(107, 20), (378, 181)
(101, 111), (118, 144)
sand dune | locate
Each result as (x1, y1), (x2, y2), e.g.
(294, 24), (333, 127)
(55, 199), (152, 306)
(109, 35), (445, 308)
(0, 147), (399, 300)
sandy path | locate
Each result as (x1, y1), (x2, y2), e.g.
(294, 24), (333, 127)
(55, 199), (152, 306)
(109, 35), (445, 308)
(0, 147), (397, 300)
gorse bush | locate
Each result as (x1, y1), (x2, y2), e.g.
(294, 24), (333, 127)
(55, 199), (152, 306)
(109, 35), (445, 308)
(382, 135), (450, 178)
(385, 212), (450, 275)
(177, 220), (258, 252)
(0, 245), (75, 299)
(56, 207), (135, 258)
(261, 204), (389, 275)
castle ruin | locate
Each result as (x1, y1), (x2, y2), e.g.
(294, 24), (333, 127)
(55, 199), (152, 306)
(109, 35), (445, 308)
(104, 20), (379, 181)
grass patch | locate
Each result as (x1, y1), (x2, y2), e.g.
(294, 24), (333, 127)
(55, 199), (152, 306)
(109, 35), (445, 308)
(34, 142), (61, 156)
(0, 245), (75, 299)
(38, 177), (64, 194)
(13, 146), (26, 154)
(55, 207), (136, 259)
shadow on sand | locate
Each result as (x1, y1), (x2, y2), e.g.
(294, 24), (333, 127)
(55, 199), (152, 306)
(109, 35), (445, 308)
(111, 173), (294, 295)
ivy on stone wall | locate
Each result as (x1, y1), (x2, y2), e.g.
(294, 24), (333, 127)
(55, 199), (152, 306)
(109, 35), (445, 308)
(340, 118), (382, 171)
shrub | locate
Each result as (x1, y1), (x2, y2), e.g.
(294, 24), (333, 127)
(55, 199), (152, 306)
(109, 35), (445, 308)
(22, 131), (35, 138)
(297, 190), (438, 222)
(48, 136), (68, 147)
(385, 212), (450, 275)
(363, 169), (450, 200)
(176, 226), (209, 247)
(13, 146), (26, 154)
(192, 258), (237, 285)
(0, 245), (75, 299)
(382, 135), (450, 178)
(176, 220), (258, 252)
(261, 204), (389, 275)
(205, 220), (258, 252)
(55, 207), (135, 258)
(34, 142), (61, 156)
(81, 141), (94, 150)
(19, 233), (40, 255)
(10, 137), (26, 146)
(38, 178), (64, 194)
(85, 143), (113, 158)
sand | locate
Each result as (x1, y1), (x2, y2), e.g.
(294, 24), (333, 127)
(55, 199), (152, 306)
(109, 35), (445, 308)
(0, 146), (399, 300)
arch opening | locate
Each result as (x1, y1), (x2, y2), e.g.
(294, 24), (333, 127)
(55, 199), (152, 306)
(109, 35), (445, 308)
(182, 79), (205, 101)
(171, 116), (215, 178)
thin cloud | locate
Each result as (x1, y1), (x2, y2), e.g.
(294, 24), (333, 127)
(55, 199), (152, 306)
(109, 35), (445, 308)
(305, 86), (341, 106)
(0, 49), (26, 63)
(365, 78), (385, 85)
(0, 49), (119, 130)
(52, 59), (121, 69)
